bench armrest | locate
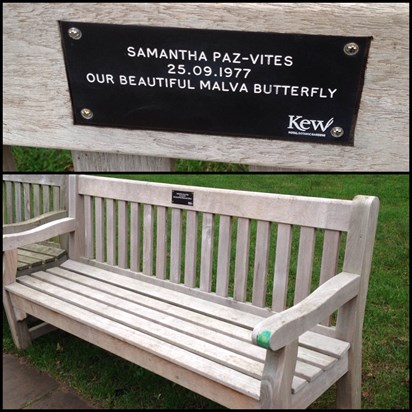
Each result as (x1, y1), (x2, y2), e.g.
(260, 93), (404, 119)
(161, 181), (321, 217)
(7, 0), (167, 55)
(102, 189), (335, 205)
(252, 272), (361, 351)
(3, 210), (68, 235)
(3, 217), (77, 251)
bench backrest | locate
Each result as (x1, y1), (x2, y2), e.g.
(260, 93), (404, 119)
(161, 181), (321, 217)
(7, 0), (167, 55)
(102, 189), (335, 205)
(3, 175), (68, 224)
(68, 175), (379, 325)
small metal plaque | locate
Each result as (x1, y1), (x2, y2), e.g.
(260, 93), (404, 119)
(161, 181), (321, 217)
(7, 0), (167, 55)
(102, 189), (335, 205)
(172, 190), (194, 206)
(60, 21), (372, 145)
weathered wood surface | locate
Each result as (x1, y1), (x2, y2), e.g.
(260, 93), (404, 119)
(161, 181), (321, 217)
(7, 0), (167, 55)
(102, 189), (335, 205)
(6, 264), (351, 407)
(3, 3), (409, 171)
(3, 176), (380, 408)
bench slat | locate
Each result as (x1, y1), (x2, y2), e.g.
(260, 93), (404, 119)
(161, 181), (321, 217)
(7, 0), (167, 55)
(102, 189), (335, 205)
(130, 202), (140, 272)
(15, 182), (22, 222)
(95, 197), (104, 262)
(106, 198), (116, 266)
(118, 200), (128, 269)
(170, 208), (182, 283)
(84, 195), (93, 259)
(200, 213), (214, 292)
(156, 206), (168, 280)
(143, 204), (154, 276)
(216, 215), (231, 297)
(252, 220), (271, 307)
(19, 243), (66, 259)
(234, 218), (250, 302)
(294, 226), (316, 304)
(272, 223), (293, 312)
(18, 249), (56, 264)
(184, 210), (198, 288)
(42, 185), (50, 213)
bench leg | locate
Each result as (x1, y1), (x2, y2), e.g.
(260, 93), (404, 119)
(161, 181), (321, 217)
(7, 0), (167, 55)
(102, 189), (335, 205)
(3, 250), (32, 349)
(259, 340), (298, 408)
(336, 343), (362, 408)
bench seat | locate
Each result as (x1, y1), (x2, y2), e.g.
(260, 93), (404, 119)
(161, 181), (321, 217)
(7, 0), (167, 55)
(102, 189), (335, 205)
(6, 259), (350, 408)
(17, 241), (67, 276)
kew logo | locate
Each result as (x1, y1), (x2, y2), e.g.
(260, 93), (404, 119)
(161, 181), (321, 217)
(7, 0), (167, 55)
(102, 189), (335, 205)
(288, 115), (334, 133)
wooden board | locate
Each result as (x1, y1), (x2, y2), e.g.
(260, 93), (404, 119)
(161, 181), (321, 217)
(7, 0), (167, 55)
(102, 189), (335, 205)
(3, 3), (409, 171)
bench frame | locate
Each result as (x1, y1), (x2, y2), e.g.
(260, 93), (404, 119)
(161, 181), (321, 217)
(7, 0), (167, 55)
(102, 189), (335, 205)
(3, 175), (379, 408)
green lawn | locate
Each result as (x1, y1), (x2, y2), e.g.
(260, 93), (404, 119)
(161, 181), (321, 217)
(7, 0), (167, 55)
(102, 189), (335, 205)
(3, 174), (409, 409)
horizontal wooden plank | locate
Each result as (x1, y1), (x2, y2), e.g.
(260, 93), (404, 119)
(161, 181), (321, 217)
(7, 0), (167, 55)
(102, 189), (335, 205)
(18, 249), (55, 264)
(19, 243), (66, 259)
(2, 174), (66, 187)
(78, 175), (352, 230)
(3, 3), (409, 171)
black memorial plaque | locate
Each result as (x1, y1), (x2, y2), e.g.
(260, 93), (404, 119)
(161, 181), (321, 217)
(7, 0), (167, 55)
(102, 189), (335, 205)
(172, 190), (194, 206)
(59, 21), (372, 145)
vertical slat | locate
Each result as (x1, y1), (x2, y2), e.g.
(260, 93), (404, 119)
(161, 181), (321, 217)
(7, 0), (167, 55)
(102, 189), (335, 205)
(156, 206), (168, 279)
(84, 195), (94, 259)
(95, 197), (104, 262)
(118, 200), (128, 269)
(272, 223), (293, 312)
(143, 204), (154, 276)
(234, 218), (250, 302)
(184, 210), (198, 287)
(319, 230), (341, 326)
(320, 230), (341, 284)
(200, 213), (214, 292)
(14, 182), (22, 223)
(216, 215), (232, 297)
(52, 186), (60, 210)
(23, 183), (31, 220)
(294, 226), (316, 305)
(42, 185), (50, 213)
(170, 208), (183, 283)
(106, 198), (116, 266)
(5, 181), (13, 223)
(32, 184), (40, 217)
(252, 220), (271, 307)
(130, 202), (140, 272)
(68, 175), (85, 260)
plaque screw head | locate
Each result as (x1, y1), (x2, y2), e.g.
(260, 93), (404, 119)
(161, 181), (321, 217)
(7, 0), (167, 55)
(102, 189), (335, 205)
(80, 108), (93, 120)
(330, 127), (344, 138)
(68, 27), (82, 40)
(344, 42), (359, 56)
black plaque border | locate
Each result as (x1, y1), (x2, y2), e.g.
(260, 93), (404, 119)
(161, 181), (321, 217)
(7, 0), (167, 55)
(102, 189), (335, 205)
(59, 21), (372, 146)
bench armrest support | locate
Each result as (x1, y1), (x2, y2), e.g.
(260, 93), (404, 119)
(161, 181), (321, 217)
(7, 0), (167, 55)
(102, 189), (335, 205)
(252, 272), (361, 351)
(3, 217), (77, 251)
(3, 210), (68, 235)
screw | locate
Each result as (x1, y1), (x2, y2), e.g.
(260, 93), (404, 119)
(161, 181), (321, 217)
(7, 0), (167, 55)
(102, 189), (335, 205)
(68, 27), (82, 40)
(344, 42), (359, 56)
(80, 108), (93, 119)
(330, 127), (344, 138)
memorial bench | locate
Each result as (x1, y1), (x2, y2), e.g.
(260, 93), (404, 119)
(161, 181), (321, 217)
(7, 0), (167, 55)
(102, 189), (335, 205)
(3, 175), (68, 276)
(3, 175), (379, 408)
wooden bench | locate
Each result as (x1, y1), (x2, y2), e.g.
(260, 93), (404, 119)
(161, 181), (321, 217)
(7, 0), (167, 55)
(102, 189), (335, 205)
(3, 175), (379, 408)
(3, 175), (68, 276)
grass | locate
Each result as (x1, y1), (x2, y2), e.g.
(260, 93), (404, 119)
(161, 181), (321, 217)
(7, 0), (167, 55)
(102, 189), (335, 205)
(11, 146), (248, 172)
(3, 173), (409, 409)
